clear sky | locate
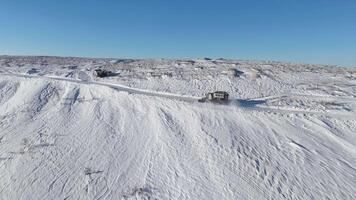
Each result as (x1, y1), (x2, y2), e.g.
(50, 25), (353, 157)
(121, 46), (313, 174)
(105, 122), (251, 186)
(0, 0), (355, 66)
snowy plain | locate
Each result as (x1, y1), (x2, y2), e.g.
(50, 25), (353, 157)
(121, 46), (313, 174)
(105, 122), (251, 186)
(0, 56), (356, 199)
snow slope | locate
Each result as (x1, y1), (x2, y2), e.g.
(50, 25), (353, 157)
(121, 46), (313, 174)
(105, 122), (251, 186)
(0, 56), (356, 199)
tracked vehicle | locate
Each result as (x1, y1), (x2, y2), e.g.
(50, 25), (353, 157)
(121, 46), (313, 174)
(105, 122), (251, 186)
(94, 69), (113, 77)
(199, 91), (229, 102)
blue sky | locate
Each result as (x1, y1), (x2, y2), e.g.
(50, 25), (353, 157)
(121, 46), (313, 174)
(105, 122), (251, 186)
(0, 0), (355, 66)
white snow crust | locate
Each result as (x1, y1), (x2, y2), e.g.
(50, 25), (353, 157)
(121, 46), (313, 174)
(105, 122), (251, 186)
(0, 56), (355, 199)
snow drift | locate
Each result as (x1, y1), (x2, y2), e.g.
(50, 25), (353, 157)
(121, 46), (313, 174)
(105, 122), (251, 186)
(0, 56), (356, 199)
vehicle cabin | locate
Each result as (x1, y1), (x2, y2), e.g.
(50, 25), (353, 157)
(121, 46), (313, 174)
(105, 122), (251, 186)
(199, 91), (229, 102)
(207, 91), (229, 101)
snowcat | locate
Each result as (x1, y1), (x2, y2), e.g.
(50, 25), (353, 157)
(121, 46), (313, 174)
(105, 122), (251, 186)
(94, 69), (114, 77)
(199, 91), (229, 102)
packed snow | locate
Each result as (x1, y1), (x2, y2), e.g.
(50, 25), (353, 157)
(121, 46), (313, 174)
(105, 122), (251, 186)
(0, 56), (355, 199)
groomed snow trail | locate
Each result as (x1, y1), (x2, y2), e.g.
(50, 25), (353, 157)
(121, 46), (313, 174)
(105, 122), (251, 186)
(1, 56), (356, 200)
(2, 72), (355, 120)
(1, 73), (201, 103)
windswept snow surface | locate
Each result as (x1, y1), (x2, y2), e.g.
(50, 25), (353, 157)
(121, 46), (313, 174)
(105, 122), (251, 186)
(0, 56), (356, 199)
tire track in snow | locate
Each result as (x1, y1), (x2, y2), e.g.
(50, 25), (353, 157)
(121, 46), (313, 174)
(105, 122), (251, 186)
(1, 73), (200, 102)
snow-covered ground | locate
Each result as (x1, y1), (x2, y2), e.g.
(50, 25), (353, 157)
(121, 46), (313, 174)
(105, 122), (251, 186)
(0, 55), (355, 199)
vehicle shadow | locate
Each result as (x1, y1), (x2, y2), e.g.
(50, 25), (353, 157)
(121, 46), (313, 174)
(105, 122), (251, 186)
(198, 98), (267, 107)
(105, 72), (120, 77)
(96, 72), (120, 78)
(234, 99), (267, 108)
